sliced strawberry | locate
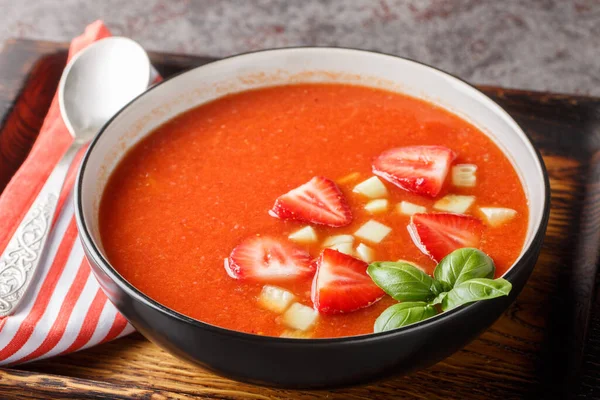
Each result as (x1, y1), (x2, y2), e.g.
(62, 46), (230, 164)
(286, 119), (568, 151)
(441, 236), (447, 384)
(269, 176), (352, 227)
(311, 249), (384, 314)
(225, 236), (314, 282)
(408, 213), (484, 262)
(372, 146), (456, 197)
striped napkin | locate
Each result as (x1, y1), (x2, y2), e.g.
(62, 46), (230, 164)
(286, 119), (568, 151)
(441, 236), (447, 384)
(0, 21), (142, 365)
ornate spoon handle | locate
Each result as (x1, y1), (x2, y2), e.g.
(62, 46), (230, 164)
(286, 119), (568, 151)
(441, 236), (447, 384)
(0, 143), (81, 317)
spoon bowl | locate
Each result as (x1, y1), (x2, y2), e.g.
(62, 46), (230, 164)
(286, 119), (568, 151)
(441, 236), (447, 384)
(59, 36), (152, 142)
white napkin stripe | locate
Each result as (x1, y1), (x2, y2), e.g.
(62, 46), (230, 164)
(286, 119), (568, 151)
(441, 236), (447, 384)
(31, 266), (99, 361)
(82, 295), (117, 350)
(117, 323), (136, 339)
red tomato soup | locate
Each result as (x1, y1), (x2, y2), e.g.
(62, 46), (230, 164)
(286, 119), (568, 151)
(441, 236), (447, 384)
(99, 83), (528, 338)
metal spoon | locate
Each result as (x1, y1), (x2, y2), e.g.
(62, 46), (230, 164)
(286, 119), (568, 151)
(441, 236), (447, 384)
(0, 37), (151, 317)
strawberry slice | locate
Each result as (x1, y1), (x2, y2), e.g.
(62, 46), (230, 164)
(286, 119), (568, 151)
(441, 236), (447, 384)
(372, 146), (456, 197)
(311, 249), (384, 314)
(225, 236), (314, 282)
(269, 176), (352, 227)
(408, 213), (484, 262)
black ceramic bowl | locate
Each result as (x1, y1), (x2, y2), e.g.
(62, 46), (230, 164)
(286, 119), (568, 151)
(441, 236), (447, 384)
(75, 48), (550, 388)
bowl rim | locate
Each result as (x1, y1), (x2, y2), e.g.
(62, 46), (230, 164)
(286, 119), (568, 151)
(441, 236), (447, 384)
(74, 46), (551, 345)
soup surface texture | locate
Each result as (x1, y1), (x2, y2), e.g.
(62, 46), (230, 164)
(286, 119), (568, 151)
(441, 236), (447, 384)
(100, 83), (528, 338)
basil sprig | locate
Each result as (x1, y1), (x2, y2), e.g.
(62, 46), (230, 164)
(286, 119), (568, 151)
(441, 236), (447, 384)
(368, 248), (512, 333)
(440, 278), (512, 311)
(367, 262), (444, 302)
(374, 302), (438, 333)
(434, 248), (495, 290)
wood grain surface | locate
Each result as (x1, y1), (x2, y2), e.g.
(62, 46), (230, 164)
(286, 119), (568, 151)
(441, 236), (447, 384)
(0, 39), (67, 192)
(1, 39), (600, 400)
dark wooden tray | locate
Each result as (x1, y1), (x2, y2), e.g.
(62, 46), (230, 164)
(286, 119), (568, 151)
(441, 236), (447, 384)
(1, 38), (600, 400)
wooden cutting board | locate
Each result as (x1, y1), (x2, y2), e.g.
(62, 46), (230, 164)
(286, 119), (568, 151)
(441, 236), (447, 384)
(1, 38), (600, 400)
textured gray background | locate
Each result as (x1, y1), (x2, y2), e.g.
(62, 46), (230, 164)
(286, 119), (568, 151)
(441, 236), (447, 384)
(1, 0), (599, 95)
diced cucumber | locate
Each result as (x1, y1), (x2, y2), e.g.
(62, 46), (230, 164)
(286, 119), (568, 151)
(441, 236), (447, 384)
(323, 235), (354, 255)
(353, 176), (388, 198)
(354, 220), (392, 243)
(479, 207), (517, 227)
(282, 303), (319, 331)
(288, 226), (318, 243)
(323, 235), (354, 247)
(364, 199), (389, 214)
(356, 243), (375, 263)
(433, 195), (475, 214)
(328, 242), (354, 255)
(452, 164), (477, 187)
(258, 285), (295, 313)
(397, 201), (426, 216)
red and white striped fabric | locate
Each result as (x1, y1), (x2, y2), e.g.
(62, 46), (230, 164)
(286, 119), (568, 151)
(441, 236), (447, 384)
(0, 21), (142, 366)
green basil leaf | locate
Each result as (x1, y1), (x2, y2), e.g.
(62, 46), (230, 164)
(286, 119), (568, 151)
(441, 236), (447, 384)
(441, 278), (512, 311)
(434, 248), (495, 289)
(367, 262), (439, 302)
(430, 291), (448, 306)
(374, 302), (438, 332)
(430, 279), (445, 296)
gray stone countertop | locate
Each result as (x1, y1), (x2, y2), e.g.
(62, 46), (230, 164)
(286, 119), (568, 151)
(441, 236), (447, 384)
(1, 0), (599, 96)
